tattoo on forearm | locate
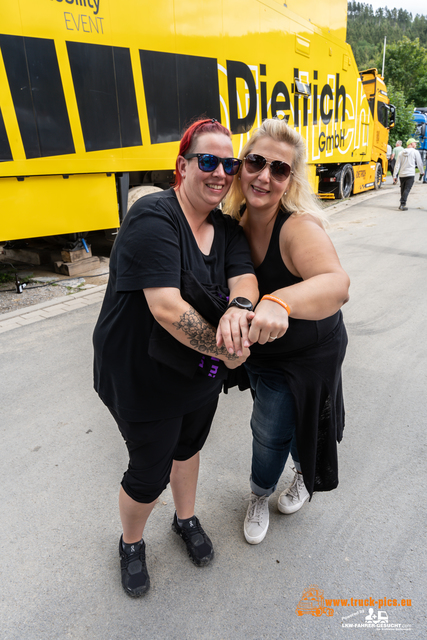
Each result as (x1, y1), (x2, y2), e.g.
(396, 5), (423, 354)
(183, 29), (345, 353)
(173, 308), (238, 360)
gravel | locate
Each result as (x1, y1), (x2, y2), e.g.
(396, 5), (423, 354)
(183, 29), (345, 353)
(0, 257), (109, 316)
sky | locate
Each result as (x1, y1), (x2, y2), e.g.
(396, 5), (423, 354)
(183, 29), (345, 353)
(364, 0), (427, 17)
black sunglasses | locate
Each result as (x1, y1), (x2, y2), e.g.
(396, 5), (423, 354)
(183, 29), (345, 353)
(244, 153), (293, 182)
(184, 153), (242, 176)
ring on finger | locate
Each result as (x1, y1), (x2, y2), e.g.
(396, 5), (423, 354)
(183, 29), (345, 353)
(269, 335), (278, 340)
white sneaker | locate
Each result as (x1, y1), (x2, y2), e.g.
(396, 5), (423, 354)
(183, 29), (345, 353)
(278, 470), (310, 514)
(243, 493), (269, 544)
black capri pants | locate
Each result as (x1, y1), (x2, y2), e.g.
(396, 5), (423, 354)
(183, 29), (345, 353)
(109, 397), (218, 504)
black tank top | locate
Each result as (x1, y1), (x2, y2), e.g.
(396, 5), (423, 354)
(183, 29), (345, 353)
(249, 208), (340, 360)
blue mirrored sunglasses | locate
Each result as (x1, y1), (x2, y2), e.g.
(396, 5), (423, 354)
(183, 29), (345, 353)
(184, 153), (242, 176)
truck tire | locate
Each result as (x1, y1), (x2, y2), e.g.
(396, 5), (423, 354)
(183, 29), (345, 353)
(374, 162), (382, 190)
(337, 164), (354, 199)
(127, 185), (163, 212)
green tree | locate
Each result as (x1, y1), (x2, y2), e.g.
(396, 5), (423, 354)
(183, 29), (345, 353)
(377, 37), (427, 106)
(412, 15), (427, 43)
(387, 83), (416, 147)
(347, 2), (427, 67)
(351, 38), (379, 69)
(414, 75), (427, 107)
(346, 2), (427, 144)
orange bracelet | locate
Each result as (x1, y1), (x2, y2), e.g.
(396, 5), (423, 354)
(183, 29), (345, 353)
(261, 294), (291, 316)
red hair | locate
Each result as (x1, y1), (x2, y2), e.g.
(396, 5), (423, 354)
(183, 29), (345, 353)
(174, 118), (232, 188)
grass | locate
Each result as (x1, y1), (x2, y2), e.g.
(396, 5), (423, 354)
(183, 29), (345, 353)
(65, 283), (85, 294)
(0, 271), (33, 285)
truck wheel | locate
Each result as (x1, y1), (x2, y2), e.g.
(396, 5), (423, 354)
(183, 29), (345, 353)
(127, 185), (163, 212)
(337, 164), (353, 199)
(374, 162), (382, 190)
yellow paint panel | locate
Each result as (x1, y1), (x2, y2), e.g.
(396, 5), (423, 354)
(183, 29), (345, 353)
(0, 0), (376, 179)
(0, 1), (23, 36)
(277, 0), (347, 40)
(306, 164), (318, 193)
(0, 0), (391, 237)
(109, 1), (175, 51)
(353, 163), (376, 194)
(295, 34), (310, 57)
(0, 174), (119, 241)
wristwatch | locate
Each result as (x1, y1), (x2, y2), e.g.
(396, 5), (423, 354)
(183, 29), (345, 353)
(227, 297), (254, 312)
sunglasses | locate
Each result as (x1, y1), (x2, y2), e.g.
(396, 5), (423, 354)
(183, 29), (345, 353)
(184, 153), (242, 176)
(244, 153), (293, 182)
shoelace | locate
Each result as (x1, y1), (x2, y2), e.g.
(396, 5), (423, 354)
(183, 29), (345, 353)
(245, 494), (269, 523)
(285, 472), (304, 502)
(121, 544), (146, 567)
(180, 518), (204, 539)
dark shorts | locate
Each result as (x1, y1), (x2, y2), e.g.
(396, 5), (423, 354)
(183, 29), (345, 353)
(109, 398), (218, 503)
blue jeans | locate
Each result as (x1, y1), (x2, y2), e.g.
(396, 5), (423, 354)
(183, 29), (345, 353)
(246, 363), (300, 496)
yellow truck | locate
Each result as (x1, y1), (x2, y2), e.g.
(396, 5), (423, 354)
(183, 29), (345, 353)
(0, 0), (395, 242)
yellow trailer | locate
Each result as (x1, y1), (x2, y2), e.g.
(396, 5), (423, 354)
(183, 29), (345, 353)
(0, 0), (395, 241)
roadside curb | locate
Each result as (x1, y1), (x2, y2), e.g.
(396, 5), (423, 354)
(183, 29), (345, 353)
(324, 179), (426, 218)
(0, 283), (107, 334)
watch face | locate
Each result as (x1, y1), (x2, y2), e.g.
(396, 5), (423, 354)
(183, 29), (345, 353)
(230, 297), (253, 310)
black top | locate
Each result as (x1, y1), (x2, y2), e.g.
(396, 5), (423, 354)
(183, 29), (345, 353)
(93, 188), (255, 421)
(250, 208), (340, 360)
(247, 208), (348, 496)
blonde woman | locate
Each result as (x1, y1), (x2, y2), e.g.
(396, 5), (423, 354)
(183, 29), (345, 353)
(223, 118), (350, 544)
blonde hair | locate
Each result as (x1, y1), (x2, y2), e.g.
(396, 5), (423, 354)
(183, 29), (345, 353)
(223, 118), (326, 225)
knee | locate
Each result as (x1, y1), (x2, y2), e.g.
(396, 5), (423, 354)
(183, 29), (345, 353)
(251, 418), (294, 450)
(121, 468), (169, 504)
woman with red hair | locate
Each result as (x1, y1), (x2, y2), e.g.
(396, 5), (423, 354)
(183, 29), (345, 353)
(93, 118), (258, 596)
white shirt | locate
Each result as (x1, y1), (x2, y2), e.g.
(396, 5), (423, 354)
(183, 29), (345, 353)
(393, 147), (424, 178)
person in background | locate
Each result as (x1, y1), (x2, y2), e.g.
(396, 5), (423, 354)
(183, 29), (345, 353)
(386, 143), (394, 176)
(223, 118), (350, 545)
(390, 140), (403, 179)
(392, 140), (403, 164)
(393, 138), (424, 210)
(93, 118), (258, 594)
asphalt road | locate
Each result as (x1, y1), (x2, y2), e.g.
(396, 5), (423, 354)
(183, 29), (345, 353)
(1, 179), (426, 640)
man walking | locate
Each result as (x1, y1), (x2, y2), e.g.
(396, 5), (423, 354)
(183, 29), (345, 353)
(393, 138), (424, 210)
(390, 140), (403, 178)
(386, 143), (394, 175)
(392, 140), (403, 162)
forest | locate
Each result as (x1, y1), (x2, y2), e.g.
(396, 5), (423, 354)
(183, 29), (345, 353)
(346, 2), (427, 143)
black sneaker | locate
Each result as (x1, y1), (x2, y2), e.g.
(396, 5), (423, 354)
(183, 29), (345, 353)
(119, 536), (150, 597)
(172, 513), (214, 566)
